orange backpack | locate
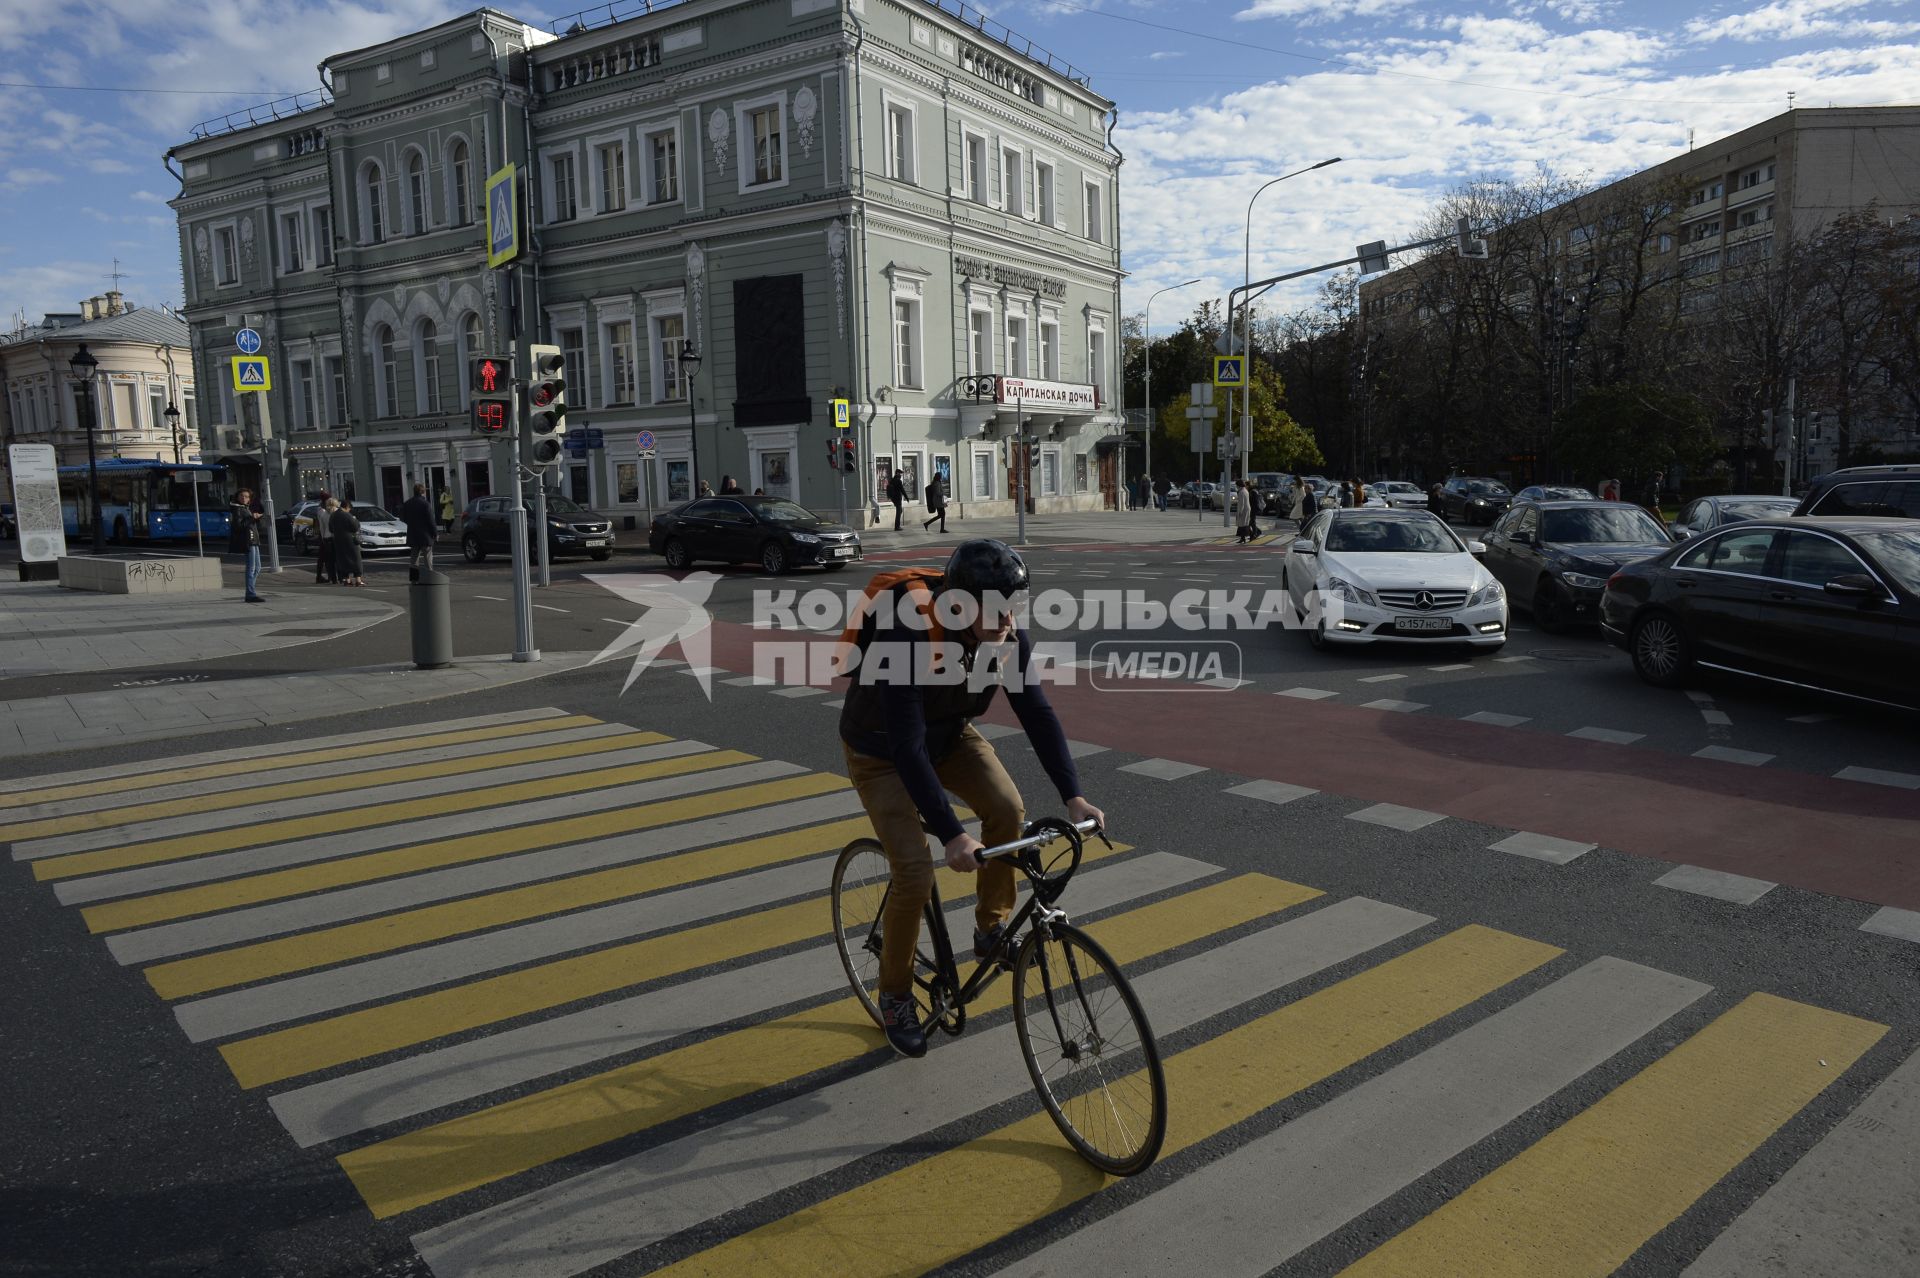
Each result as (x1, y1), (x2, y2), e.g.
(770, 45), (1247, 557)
(834, 567), (948, 677)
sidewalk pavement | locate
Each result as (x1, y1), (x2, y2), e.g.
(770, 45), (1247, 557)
(832, 505), (1265, 553)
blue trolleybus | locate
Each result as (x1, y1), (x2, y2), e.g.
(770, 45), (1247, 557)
(58, 459), (231, 544)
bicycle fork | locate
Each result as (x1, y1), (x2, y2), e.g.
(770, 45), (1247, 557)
(1030, 908), (1105, 1062)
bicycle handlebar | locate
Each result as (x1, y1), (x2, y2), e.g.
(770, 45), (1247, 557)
(975, 817), (1102, 863)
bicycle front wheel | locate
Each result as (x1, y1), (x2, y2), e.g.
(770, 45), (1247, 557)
(1012, 921), (1167, 1176)
(830, 838), (937, 1029)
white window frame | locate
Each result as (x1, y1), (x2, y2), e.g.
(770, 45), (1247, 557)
(1083, 177), (1106, 244)
(646, 291), (689, 402)
(961, 126), (989, 203)
(736, 92), (790, 191)
(1034, 156), (1058, 227)
(211, 220), (239, 287)
(599, 309), (638, 407)
(412, 318), (442, 415)
(968, 305), (994, 377)
(448, 135), (475, 227)
(324, 354), (346, 426)
(372, 324), (397, 418)
(358, 160), (386, 243)
(970, 444), (995, 501)
(291, 359), (317, 431)
(1005, 311), (1029, 379)
(403, 146), (431, 236)
(310, 202), (334, 267)
(1086, 314), (1109, 394)
(590, 133), (630, 214)
(1001, 144), (1024, 216)
(1039, 315), (1060, 380)
(547, 147), (582, 223)
(279, 210), (305, 274)
(456, 312), (483, 408)
(884, 95), (919, 185)
(1040, 447), (1061, 497)
(642, 123), (681, 205)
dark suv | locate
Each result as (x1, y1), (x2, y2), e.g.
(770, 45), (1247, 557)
(1438, 476), (1512, 524)
(1793, 465), (1920, 520)
(460, 492), (616, 562)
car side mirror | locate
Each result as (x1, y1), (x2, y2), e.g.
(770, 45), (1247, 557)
(1468, 541), (1487, 557)
(1673, 526), (1693, 539)
(1824, 574), (1878, 600)
(1511, 530), (1532, 546)
(1290, 539), (1316, 555)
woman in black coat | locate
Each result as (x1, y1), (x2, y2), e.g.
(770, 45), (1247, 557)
(330, 500), (365, 586)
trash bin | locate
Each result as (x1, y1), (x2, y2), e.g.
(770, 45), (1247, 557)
(409, 568), (453, 669)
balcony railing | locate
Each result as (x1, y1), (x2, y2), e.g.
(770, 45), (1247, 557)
(188, 89), (333, 142)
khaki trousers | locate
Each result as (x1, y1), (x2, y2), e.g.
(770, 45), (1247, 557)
(843, 725), (1025, 996)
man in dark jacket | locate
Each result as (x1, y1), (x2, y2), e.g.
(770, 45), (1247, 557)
(229, 488), (264, 602)
(921, 474), (948, 533)
(885, 470), (906, 530)
(400, 482), (437, 582)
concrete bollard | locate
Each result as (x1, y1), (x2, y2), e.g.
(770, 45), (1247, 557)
(409, 569), (453, 669)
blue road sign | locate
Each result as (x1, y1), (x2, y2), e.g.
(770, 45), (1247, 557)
(236, 328), (262, 355)
(636, 429), (656, 451)
(1213, 356), (1246, 388)
(583, 427), (605, 447)
(486, 163), (519, 268)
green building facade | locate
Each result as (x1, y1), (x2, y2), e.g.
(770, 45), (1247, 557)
(168, 0), (1123, 529)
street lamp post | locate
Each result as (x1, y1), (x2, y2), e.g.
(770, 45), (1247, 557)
(677, 345), (703, 497)
(1143, 278), (1200, 512)
(165, 402), (183, 464)
(68, 344), (104, 554)
(1237, 157), (1341, 525)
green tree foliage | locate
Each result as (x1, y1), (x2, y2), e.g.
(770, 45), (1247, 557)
(1549, 383), (1716, 487)
(1159, 353), (1325, 473)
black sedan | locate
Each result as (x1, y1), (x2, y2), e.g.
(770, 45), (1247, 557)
(1602, 517), (1920, 708)
(649, 496), (862, 574)
(1668, 494), (1798, 538)
(1512, 485), (1594, 503)
(460, 493), (616, 562)
(1480, 500), (1673, 631)
(1437, 476), (1512, 524)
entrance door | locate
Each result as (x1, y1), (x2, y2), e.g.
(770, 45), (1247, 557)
(379, 465), (404, 512)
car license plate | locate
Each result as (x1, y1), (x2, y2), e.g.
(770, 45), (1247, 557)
(832, 546), (855, 557)
(586, 538), (608, 547)
(1394, 616), (1452, 632)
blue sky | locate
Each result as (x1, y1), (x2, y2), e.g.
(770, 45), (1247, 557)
(2, 0), (1916, 331)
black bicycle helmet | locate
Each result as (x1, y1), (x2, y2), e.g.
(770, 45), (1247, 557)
(943, 538), (1029, 598)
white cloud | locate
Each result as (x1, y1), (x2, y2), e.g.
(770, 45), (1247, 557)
(86, 157), (136, 174)
(1236, 0), (1419, 22)
(130, 189), (166, 203)
(1683, 0), (1919, 44)
(7, 167), (62, 187)
(1147, 50), (1186, 60)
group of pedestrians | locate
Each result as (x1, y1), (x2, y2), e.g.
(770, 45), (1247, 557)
(883, 471), (949, 533)
(305, 495), (368, 588)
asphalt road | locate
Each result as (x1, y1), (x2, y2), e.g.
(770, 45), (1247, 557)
(3, 523), (1917, 1277)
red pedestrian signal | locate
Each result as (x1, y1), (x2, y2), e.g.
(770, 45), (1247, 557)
(469, 355), (513, 395)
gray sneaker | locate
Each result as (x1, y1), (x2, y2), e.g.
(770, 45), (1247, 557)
(877, 991), (927, 1058)
(974, 921), (1009, 964)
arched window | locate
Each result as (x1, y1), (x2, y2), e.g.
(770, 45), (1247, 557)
(375, 324), (396, 417)
(450, 139), (472, 227)
(362, 162), (385, 242)
(406, 151), (429, 235)
(414, 318), (442, 414)
(457, 312), (482, 406)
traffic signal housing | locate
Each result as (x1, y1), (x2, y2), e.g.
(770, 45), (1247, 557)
(840, 438), (858, 473)
(527, 343), (567, 467)
(469, 355), (512, 434)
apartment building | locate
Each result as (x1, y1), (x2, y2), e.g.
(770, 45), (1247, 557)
(165, 0), (1124, 524)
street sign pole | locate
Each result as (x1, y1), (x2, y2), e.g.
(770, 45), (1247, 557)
(253, 391), (282, 573)
(1016, 395), (1027, 546)
(508, 380), (538, 661)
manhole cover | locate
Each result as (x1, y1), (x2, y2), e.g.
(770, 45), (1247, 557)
(1529, 647), (1613, 663)
(264, 627), (347, 638)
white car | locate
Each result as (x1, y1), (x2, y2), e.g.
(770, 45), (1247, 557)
(1372, 481), (1429, 510)
(346, 505), (411, 555)
(1281, 508), (1508, 651)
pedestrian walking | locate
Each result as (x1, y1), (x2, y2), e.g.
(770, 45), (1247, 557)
(720, 475), (742, 495)
(1154, 475), (1170, 511)
(331, 499), (364, 586)
(922, 474), (948, 532)
(886, 470), (906, 530)
(1644, 470), (1667, 521)
(1235, 481), (1260, 543)
(401, 482), (437, 582)
(313, 495), (339, 583)
(230, 487), (264, 602)
(437, 487), (455, 534)
(1301, 480), (1320, 523)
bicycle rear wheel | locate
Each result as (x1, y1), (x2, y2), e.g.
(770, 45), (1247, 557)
(1012, 921), (1167, 1176)
(830, 838), (937, 1028)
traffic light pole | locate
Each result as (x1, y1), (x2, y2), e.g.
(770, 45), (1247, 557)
(509, 380), (539, 662)
(534, 480), (551, 587)
(250, 391), (283, 573)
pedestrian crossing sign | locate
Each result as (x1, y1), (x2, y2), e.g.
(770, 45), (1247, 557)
(1213, 356), (1245, 389)
(831, 398), (850, 428)
(230, 356), (271, 392)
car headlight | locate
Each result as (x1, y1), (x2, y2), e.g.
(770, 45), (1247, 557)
(791, 532), (821, 544)
(1467, 580), (1504, 608)
(1561, 571), (1609, 589)
(1327, 576), (1378, 607)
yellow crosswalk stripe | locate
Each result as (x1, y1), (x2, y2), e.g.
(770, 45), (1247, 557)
(650, 924), (1557, 1277)
(33, 746), (745, 884)
(0, 714), (598, 811)
(0, 729), (666, 842)
(144, 816), (876, 999)
(336, 870), (1313, 1219)
(1337, 992), (1887, 1278)
(88, 770), (844, 935)
(220, 830), (1132, 1092)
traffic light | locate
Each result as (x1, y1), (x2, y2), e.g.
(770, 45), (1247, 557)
(840, 438), (858, 473)
(527, 343), (566, 467)
(470, 355), (512, 434)
(827, 438), (841, 472)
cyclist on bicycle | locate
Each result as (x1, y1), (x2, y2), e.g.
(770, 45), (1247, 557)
(838, 538), (1105, 1057)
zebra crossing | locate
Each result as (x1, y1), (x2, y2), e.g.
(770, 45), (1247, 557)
(5, 704), (1912, 1277)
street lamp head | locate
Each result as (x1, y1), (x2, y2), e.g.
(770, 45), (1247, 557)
(69, 344), (98, 383)
(676, 345), (703, 376)
(1313, 157), (1343, 169)
(164, 402), (181, 427)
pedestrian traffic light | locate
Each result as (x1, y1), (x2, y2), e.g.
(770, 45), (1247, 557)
(470, 354), (513, 435)
(527, 343), (566, 467)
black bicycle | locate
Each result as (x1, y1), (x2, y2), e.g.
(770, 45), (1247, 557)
(829, 815), (1168, 1176)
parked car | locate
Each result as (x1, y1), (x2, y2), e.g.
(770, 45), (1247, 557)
(278, 499), (326, 551)
(1437, 476), (1513, 524)
(460, 493), (616, 562)
(1177, 481), (1220, 510)
(1371, 481), (1429, 510)
(1669, 494), (1798, 538)
(1512, 485), (1595, 503)
(1481, 500), (1673, 631)
(340, 504), (410, 555)
(1602, 517), (1920, 708)
(648, 495), (861, 573)
(1280, 508), (1507, 651)
(1247, 472), (1294, 516)
(1792, 464), (1920, 519)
